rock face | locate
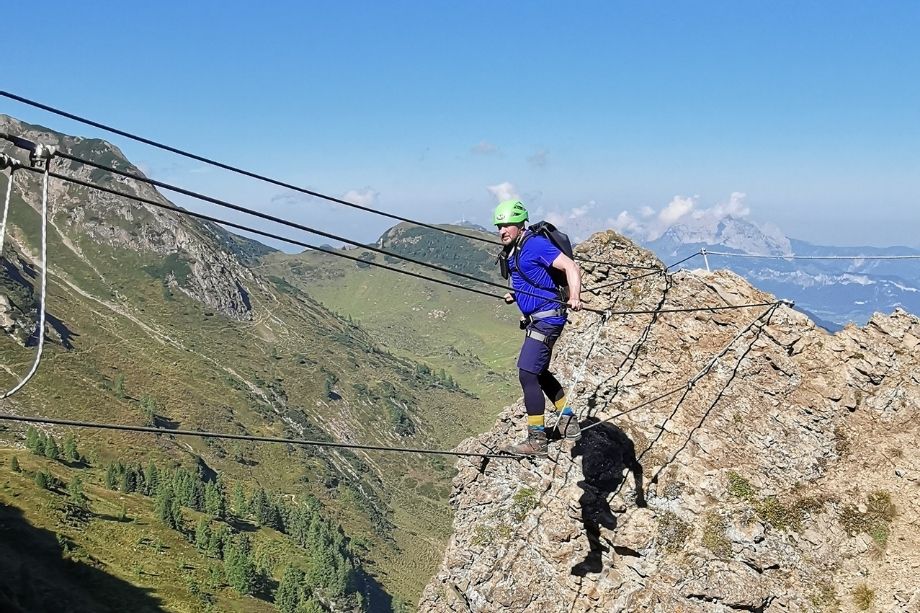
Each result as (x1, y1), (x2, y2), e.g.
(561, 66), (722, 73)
(0, 115), (255, 321)
(422, 230), (920, 612)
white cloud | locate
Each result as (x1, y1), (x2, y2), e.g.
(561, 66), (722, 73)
(613, 192), (759, 242)
(710, 191), (750, 219)
(471, 141), (499, 155)
(611, 211), (641, 233)
(541, 201), (609, 241)
(658, 195), (696, 226)
(487, 182), (519, 202)
(342, 188), (379, 207)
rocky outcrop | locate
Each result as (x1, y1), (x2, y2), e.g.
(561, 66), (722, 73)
(0, 115), (254, 320)
(422, 230), (920, 612)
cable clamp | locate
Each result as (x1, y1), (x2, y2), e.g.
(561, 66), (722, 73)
(0, 153), (23, 171)
(778, 298), (795, 308)
(30, 144), (56, 168)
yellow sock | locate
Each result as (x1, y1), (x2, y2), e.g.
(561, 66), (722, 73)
(527, 414), (545, 429)
(553, 397), (567, 411)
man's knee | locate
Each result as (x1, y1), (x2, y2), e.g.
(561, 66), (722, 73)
(519, 368), (539, 388)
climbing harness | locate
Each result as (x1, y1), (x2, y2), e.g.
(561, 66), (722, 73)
(0, 145), (54, 399)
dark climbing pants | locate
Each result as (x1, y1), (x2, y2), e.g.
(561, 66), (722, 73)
(517, 320), (566, 417)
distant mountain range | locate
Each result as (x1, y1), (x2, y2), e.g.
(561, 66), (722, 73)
(637, 216), (920, 330)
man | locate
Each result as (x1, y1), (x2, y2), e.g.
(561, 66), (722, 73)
(494, 199), (583, 456)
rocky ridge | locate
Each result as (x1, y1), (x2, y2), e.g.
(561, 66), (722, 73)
(422, 230), (920, 612)
(0, 115), (255, 321)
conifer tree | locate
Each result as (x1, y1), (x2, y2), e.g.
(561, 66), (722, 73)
(34, 470), (50, 489)
(141, 395), (156, 426)
(121, 465), (137, 493)
(195, 518), (211, 552)
(143, 461), (159, 496)
(26, 427), (42, 455)
(10, 456), (20, 472)
(233, 483), (247, 518)
(43, 435), (60, 461)
(204, 481), (227, 519)
(275, 565), (304, 613)
(62, 433), (79, 463)
(67, 476), (89, 511)
(155, 484), (183, 531)
(224, 536), (260, 595)
(105, 463), (118, 490)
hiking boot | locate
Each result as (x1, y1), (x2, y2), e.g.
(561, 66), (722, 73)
(555, 411), (582, 440)
(501, 427), (548, 456)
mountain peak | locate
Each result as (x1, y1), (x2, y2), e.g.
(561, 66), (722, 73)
(422, 229), (920, 611)
(651, 215), (792, 256)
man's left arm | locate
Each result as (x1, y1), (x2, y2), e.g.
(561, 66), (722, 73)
(551, 253), (582, 311)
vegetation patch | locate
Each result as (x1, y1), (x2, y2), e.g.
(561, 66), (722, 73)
(726, 471), (756, 502)
(725, 470), (825, 531)
(700, 511), (731, 558)
(809, 580), (839, 610)
(852, 583), (874, 610)
(840, 490), (896, 550)
(657, 511), (691, 552)
(511, 488), (538, 522)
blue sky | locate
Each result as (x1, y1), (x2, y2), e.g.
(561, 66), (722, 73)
(2, 1), (918, 248)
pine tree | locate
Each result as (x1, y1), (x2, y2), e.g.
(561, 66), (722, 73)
(43, 435), (60, 461)
(224, 537), (259, 595)
(62, 433), (79, 463)
(105, 463), (118, 490)
(299, 597), (325, 613)
(67, 476), (89, 511)
(141, 395), (156, 426)
(233, 483), (247, 518)
(10, 456), (20, 472)
(143, 461), (159, 496)
(195, 518), (211, 552)
(208, 524), (229, 559)
(252, 488), (273, 527)
(204, 481), (226, 519)
(155, 485), (183, 531)
(26, 427), (42, 455)
(34, 470), (50, 489)
(275, 565), (304, 613)
(121, 465), (137, 493)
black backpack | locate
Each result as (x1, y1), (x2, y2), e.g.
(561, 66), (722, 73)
(498, 221), (574, 300)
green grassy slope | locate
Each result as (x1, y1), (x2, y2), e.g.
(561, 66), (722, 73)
(258, 223), (521, 433)
(0, 134), (520, 610)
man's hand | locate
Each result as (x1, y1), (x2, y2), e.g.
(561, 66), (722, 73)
(504, 292), (516, 304)
(568, 297), (583, 311)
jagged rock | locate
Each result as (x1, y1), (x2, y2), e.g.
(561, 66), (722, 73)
(422, 230), (920, 612)
(0, 115), (255, 320)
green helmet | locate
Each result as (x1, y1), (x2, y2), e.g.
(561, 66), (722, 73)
(493, 200), (529, 225)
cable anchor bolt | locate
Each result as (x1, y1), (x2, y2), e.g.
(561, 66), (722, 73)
(30, 144), (57, 168)
(0, 153), (23, 171)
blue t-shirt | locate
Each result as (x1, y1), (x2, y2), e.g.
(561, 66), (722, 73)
(508, 233), (567, 325)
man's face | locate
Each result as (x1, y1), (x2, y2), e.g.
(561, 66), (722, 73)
(497, 223), (523, 245)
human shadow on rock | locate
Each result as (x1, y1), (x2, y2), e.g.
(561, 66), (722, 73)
(570, 418), (644, 577)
